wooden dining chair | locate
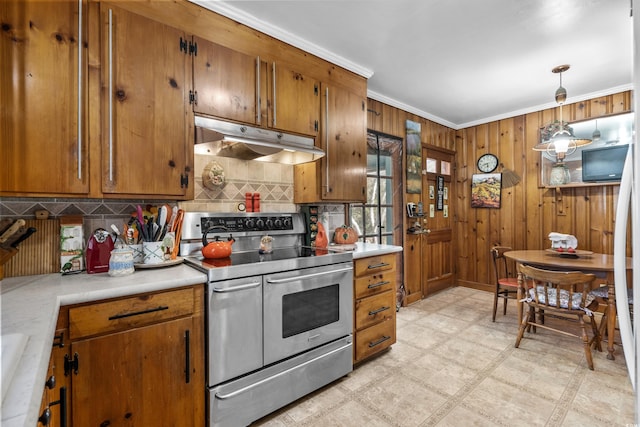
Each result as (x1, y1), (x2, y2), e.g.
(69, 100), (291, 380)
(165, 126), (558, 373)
(514, 264), (602, 370)
(491, 246), (519, 322)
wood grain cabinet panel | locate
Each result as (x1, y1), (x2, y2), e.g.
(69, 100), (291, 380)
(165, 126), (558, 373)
(353, 254), (396, 363)
(294, 83), (367, 203)
(1, 0), (89, 196)
(192, 37), (260, 124)
(43, 285), (205, 427)
(98, 3), (191, 198)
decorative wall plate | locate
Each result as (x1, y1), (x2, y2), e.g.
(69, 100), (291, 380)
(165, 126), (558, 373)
(202, 160), (225, 189)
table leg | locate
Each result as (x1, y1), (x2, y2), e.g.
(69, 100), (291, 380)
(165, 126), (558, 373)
(606, 275), (616, 360)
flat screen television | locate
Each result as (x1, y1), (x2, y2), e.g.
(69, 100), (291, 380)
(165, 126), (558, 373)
(581, 145), (629, 182)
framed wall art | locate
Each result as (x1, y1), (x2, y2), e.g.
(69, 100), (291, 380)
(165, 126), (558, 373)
(405, 120), (422, 194)
(471, 173), (502, 208)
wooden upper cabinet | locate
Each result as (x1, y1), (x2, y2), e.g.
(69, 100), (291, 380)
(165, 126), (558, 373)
(99, 3), (190, 198)
(269, 62), (320, 136)
(192, 37), (261, 124)
(322, 83), (366, 201)
(293, 83), (366, 203)
(1, 0), (89, 196)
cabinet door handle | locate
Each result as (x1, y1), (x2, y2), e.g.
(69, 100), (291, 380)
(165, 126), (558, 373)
(184, 330), (191, 384)
(256, 56), (261, 125)
(368, 306), (390, 316)
(49, 386), (67, 427)
(367, 280), (390, 289)
(368, 335), (391, 348)
(107, 305), (169, 320)
(76, 0), (83, 180)
(272, 62), (277, 126)
(45, 375), (56, 389)
(38, 407), (51, 426)
(108, 8), (114, 182)
(324, 86), (330, 192)
(367, 262), (390, 270)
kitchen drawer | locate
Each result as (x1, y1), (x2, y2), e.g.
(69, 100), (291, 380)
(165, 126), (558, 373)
(69, 287), (195, 339)
(354, 270), (395, 299)
(354, 254), (395, 278)
(354, 316), (396, 362)
(355, 290), (395, 330)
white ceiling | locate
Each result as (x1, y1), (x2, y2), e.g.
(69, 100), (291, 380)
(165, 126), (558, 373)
(191, 0), (633, 129)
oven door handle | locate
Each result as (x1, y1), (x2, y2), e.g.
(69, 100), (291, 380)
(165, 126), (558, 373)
(211, 281), (261, 293)
(266, 267), (353, 284)
(214, 341), (352, 400)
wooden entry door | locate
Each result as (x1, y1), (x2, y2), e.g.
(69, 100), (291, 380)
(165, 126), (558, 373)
(421, 145), (455, 297)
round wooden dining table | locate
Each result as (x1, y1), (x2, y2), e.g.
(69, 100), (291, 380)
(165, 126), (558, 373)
(504, 250), (633, 360)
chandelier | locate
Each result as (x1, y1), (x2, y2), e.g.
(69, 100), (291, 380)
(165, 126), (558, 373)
(533, 65), (592, 162)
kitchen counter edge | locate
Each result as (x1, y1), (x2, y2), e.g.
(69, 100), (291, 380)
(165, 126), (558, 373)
(0, 265), (207, 427)
(349, 242), (403, 259)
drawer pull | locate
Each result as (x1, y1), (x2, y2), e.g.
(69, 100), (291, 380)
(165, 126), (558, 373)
(367, 262), (390, 270)
(368, 306), (390, 316)
(368, 335), (391, 348)
(367, 280), (390, 289)
(108, 305), (169, 320)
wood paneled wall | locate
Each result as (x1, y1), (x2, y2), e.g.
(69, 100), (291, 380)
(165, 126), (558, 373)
(368, 90), (633, 293)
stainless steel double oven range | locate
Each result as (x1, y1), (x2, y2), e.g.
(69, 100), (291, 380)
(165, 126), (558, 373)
(180, 212), (353, 427)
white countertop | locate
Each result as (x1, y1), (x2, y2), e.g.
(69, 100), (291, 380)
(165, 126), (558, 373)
(0, 265), (207, 427)
(0, 242), (401, 426)
(348, 242), (403, 259)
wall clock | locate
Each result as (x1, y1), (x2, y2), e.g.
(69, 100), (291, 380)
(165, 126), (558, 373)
(477, 153), (499, 173)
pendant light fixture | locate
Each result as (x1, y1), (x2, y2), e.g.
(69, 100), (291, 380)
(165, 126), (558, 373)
(533, 65), (592, 162)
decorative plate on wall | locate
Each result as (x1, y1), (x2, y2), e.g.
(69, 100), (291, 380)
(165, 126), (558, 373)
(202, 160), (225, 189)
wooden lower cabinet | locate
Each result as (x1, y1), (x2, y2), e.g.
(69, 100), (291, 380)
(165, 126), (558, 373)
(40, 285), (204, 427)
(353, 254), (397, 363)
(37, 312), (69, 426)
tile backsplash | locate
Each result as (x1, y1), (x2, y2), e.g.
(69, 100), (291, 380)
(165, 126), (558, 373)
(1, 155), (347, 244)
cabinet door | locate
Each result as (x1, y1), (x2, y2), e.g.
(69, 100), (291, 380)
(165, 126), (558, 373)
(71, 317), (199, 426)
(404, 233), (423, 305)
(1, 0), (89, 195)
(270, 62), (319, 136)
(100, 4), (189, 197)
(320, 83), (366, 201)
(193, 37), (260, 124)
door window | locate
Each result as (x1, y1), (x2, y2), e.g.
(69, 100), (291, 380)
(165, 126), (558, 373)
(350, 131), (403, 245)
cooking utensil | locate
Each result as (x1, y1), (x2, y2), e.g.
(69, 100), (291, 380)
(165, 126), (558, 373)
(10, 227), (37, 248)
(170, 209), (184, 260)
(168, 205), (178, 232)
(0, 219), (26, 244)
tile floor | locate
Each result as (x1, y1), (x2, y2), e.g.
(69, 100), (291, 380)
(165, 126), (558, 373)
(253, 286), (635, 426)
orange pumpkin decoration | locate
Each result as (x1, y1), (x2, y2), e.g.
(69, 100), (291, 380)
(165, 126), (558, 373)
(333, 225), (358, 244)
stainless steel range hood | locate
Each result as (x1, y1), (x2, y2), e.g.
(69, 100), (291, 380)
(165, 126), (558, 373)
(194, 116), (324, 164)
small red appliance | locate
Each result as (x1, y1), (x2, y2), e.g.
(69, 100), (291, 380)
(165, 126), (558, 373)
(86, 228), (114, 274)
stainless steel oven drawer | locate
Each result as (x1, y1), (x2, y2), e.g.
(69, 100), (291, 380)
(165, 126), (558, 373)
(208, 336), (353, 427)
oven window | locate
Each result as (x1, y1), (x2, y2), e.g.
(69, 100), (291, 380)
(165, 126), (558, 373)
(282, 284), (339, 338)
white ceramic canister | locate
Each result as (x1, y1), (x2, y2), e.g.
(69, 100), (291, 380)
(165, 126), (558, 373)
(108, 247), (135, 276)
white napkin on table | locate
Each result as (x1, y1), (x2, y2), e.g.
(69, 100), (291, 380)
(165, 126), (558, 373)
(548, 232), (578, 250)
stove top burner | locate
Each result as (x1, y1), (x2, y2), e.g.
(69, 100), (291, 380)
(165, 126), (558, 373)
(184, 246), (352, 281)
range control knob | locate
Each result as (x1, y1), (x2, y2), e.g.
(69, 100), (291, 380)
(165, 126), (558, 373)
(255, 219), (265, 229)
(274, 218), (283, 229)
(244, 218), (255, 230)
(282, 217), (292, 229)
(265, 219), (274, 229)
